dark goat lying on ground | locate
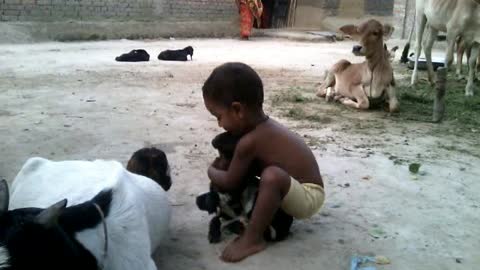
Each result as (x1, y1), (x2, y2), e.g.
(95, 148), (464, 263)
(115, 49), (150, 62)
(0, 180), (112, 270)
(158, 46), (194, 61)
(196, 132), (293, 243)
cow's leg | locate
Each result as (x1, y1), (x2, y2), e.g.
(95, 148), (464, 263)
(317, 70), (335, 98)
(411, 12), (427, 86)
(445, 30), (460, 71)
(423, 27), (438, 86)
(466, 44), (479, 96)
(456, 38), (466, 80)
(339, 85), (369, 110)
(325, 87), (335, 102)
(477, 55), (480, 75)
(386, 85), (399, 113)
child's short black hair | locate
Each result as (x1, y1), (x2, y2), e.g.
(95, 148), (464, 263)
(202, 62), (264, 109)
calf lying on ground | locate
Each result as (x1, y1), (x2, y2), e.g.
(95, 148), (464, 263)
(6, 147), (172, 270)
(196, 132), (293, 243)
(115, 49), (150, 62)
(317, 19), (399, 112)
(158, 46), (194, 61)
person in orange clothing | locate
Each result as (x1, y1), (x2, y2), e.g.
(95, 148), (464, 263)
(236, 0), (263, 39)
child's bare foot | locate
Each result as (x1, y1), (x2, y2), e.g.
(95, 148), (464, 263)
(221, 235), (266, 263)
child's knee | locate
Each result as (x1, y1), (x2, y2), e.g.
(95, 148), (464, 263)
(260, 166), (290, 189)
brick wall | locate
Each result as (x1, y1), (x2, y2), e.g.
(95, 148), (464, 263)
(0, 0), (236, 22)
(298, 0), (394, 16)
(164, 0), (236, 20)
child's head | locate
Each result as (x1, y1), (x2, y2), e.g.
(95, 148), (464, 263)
(202, 62), (264, 134)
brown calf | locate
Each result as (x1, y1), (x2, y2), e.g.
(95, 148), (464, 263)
(317, 19), (399, 112)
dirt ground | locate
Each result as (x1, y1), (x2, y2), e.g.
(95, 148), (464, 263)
(1, 38), (479, 270)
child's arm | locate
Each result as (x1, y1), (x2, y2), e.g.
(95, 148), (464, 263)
(208, 137), (254, 192)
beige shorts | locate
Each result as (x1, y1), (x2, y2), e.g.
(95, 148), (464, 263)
(281, 178), (325, 219)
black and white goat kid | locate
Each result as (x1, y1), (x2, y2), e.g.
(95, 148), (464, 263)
(196, 132), (293, 244)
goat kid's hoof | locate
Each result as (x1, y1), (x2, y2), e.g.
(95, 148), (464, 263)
(208, 233), (222, 244)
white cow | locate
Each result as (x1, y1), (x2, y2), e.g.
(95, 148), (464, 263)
(7, 148), (171, 270)
(410, 0), (480, 96)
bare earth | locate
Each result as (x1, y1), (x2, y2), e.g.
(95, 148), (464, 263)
(0, 38), (478, 270)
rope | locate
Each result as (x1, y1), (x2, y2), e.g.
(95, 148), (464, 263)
(93, 203), (108, 270)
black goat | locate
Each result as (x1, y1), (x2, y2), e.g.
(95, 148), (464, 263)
(158, 46), (194, 61)
(115, 49), (150, 62)
(196, 132), (293, 243)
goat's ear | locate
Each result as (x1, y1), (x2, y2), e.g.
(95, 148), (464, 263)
(383, 24), (394, 40)
(339, 24), (359, 37)
(35, 199), (67, 228)
(0, 180), (9, 217)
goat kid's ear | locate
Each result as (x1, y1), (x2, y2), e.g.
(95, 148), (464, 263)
(383, 24), (395, 40)
(35, 199), (68, 228)
(339, 24), (359, 38)
(0, 179), (9, 217)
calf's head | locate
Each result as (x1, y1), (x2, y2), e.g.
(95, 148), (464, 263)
(340, 19), (394, 59)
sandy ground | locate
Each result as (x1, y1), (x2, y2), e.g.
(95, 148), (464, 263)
(1, 38), (479, 270)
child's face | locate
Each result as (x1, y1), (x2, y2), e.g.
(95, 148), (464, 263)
(204, 97), (246, 135)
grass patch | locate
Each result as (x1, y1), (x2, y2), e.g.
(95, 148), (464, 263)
(271, 87), (317, 105)
(286, 107), (333, 123)
(393, 71), (480, 132)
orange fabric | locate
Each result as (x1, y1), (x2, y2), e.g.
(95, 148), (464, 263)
(239, 2), (253, 38)
(237, 0), (263, 38)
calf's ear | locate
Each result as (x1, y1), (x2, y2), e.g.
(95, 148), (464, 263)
(383, 24), (395, 40)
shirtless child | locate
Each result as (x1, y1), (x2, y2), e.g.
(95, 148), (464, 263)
(202, 62), (325, 262)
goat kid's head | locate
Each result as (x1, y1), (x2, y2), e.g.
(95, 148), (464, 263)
(340, 19), (394, 58)
(385, 45), (399, 62)
(184, 46), (194, 58)
(210, 132), (241, 170)
(0, 180), (97, 270)
(127, 147), (172, 191)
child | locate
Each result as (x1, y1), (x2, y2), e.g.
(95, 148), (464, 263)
(202, 62), (325, 262)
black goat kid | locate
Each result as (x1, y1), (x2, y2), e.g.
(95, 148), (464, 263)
(196, 132), (293, 243)
(158, 46), (194, 61)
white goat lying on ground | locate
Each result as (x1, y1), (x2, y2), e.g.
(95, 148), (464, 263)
(1, 147), (171, 270)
